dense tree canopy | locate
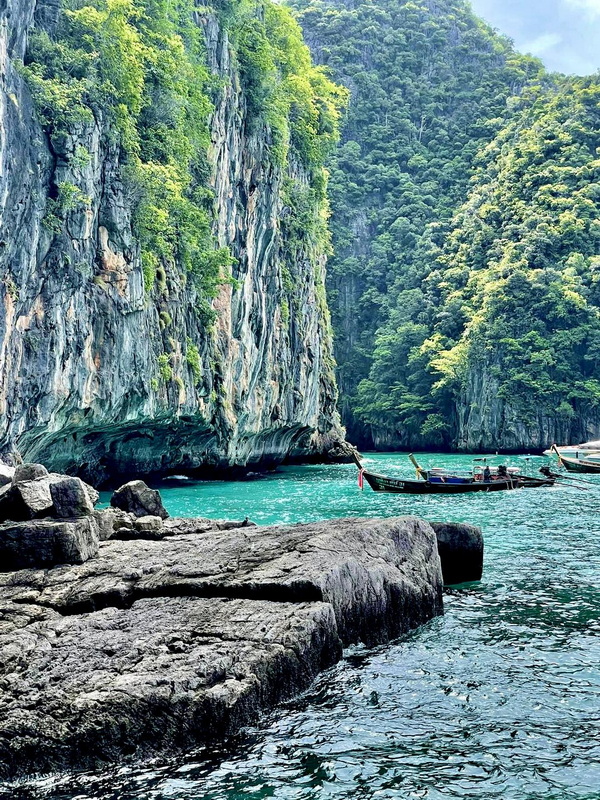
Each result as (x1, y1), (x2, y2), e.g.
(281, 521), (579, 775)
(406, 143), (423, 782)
(426, 80), (600, 427)
(291, 0), (600, 448)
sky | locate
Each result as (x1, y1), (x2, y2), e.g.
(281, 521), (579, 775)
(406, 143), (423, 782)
(469, 0), (600, 75)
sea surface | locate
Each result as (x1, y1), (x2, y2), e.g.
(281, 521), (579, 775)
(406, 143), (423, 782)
(4, 452), (600, 800)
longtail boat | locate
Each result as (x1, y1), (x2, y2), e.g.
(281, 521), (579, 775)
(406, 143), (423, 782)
(353, 454), (555, 495)
(551, 444), (600, 474)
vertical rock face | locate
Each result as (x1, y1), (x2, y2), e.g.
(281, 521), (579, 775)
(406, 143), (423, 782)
(454, 364), (600, 452)
(0, 3), (344, 484)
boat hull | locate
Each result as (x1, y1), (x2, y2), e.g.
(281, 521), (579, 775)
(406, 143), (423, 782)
(557, 455), (600, 474)
(362, 471), (552, 494)
(543, 444), (600, 462)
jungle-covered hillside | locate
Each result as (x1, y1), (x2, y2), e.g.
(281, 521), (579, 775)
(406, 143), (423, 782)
(291, 0), (600, 450)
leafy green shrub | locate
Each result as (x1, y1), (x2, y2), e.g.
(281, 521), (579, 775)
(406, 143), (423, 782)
(185, 339), (202, 382)
(157, 352), (173, 382)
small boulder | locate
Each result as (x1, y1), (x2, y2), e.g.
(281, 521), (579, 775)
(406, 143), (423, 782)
(0, 464), (14, 488)
(50, 477), (94, 519)
(431, 521), (483, 585)
(0, 517), (99, 571)
(110, 481), (169, 520)
(17, 479), (54, 516)
(0, 478), (54, 522)
(134, 515), (164, 533)
(93, 508), (135, 541)
(13, 463), (48, 484)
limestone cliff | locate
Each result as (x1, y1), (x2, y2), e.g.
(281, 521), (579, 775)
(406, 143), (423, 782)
(0, 0), (346, 484)
(453, 365), (600, 453)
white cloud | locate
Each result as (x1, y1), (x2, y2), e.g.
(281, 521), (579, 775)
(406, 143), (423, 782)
(521, 32), (563, 56)
(565, 0), (600, 18)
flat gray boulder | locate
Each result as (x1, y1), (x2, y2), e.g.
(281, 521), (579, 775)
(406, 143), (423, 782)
(0, 596), (340, 778)
(111, 481), (169, 519)
(4, 516), (443, 645)
(0, 517), (99, 571)
(0, 514), (466, 779)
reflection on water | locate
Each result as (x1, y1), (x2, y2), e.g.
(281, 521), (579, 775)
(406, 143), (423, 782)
(3, 454), (600, 799)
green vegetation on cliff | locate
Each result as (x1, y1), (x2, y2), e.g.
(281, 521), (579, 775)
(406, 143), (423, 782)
(291, 0), (600, 448)
(22, 0), (345, 310)
(357, 77), (600, 445)
(424, 79), (600, 431)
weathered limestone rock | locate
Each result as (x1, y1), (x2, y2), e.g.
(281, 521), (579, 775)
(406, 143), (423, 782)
(163, 517), (256, 535)
(134, 515), (163, 533)
(50, 477), (95, 518)
(12, 463), (49, 484)
(0, 597), (341, 779)
(0, 511), (488, 780)
(0, 3), (348, 485)
(0, 471), (99, 524)
(110, 514), (166, 540)
(0, 518), (99, 571)
(4, 517), (444, 643)
(93, 508), (134, 541)
(0, 478), (54, 522)
(111, 481), (169, 520)
(0, 465), (14, 488)
(431, 521), (483, 585)
(0, 515), (448, 777)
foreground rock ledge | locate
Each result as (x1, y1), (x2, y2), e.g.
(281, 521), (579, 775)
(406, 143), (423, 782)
(0, 516), (478, 779)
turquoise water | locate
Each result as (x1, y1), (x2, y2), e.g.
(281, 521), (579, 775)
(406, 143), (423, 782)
(6, 453), (600, 799)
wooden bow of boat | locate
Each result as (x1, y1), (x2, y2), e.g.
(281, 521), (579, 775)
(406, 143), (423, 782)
(551, 444), (600, 474)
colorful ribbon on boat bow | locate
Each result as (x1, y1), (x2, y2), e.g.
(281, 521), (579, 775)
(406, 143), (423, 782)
(358, 469), (364, 490)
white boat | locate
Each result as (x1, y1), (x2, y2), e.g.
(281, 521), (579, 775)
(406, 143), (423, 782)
(543, 440), (600, 462)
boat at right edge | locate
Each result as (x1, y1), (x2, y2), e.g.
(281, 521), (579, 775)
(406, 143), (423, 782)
(550, 444), (600, 474)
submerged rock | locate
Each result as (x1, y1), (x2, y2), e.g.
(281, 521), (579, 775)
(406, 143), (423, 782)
(431, 521), (483, 585)
(111, 481), (169, 520)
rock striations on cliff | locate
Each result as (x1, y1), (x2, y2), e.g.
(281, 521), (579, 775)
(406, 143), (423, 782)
(0, 0), (350, 485)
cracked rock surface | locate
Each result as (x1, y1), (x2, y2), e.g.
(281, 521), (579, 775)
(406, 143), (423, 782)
(0, 515), (446, 779)
(0, 596), (339, 779)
